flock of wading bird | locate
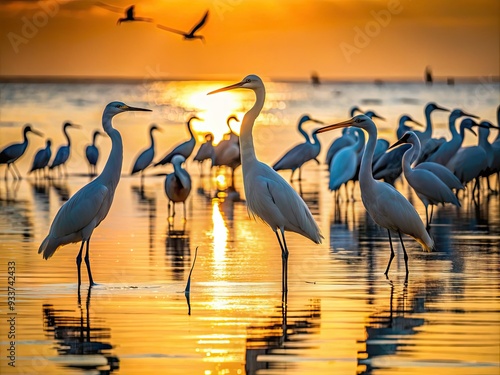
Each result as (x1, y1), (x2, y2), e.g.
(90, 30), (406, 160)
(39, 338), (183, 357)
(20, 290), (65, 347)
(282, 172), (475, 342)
(1, 75), (499, 294)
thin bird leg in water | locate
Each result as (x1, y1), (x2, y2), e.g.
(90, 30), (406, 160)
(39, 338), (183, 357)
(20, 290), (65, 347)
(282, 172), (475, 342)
(12, 163), (22, 179)
(183, 202), (187, 221)
(384, 230), (395, 277)
(429, 205), (434, 225)
(76, 241), (85, 287)
(398, 231), (409, 275)
(275, 230), (289, 294)
(84, 239), (95, 286)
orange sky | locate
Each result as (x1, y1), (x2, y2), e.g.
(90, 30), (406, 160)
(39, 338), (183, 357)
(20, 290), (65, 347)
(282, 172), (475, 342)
(0, 0), (498, 80)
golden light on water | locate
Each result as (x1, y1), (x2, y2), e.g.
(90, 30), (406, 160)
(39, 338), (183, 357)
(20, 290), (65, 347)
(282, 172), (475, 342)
(211, 200), (228, 278)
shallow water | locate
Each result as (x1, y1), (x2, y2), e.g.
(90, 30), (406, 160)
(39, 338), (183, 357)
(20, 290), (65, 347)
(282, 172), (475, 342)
(0, 80), (499, 374)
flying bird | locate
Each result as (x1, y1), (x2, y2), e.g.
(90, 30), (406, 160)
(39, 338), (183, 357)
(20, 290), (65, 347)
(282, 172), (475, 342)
(157, 10), (209, 42)
(314, 115), (434, 278)
(0, 124), (43, 180)
(96, 3), (154, 25)
(208, 75), (323, 294)
(38, 102), (151, 288)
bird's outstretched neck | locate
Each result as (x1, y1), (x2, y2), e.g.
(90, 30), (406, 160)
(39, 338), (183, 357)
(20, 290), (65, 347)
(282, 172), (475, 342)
(99, 112), (123, 189)
(359, 124), (377, 190)
(240, 86), (265, 165)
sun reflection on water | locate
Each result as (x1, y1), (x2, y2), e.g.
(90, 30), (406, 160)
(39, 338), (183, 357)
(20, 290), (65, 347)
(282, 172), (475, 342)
(211, 200), (228, 280)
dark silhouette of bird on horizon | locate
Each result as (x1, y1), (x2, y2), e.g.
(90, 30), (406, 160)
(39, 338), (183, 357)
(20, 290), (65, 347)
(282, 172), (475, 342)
(96, 3), (153, 25)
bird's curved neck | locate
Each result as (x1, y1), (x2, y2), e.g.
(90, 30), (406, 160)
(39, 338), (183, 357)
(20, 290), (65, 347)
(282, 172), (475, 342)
(449, 114), (460, 138)
(240, 87), (265, 163)
(311, 132), (320, 147)
(92, 133), (99, 145)
(354, 129), (365, 153)
(359, 125), (377, 188)
(478, 127), (490, 147)
(22, 130), (30, 145)
(187, 120), (195, 139)
(149, 129), (156, 149)
(409, 138), (421, 166)
(298, 121), (311, 143)
(402, 143), (416, 175)
(424, 106), (434, 136)
(99, 114), (123, 189)
(63, 126), (72, 146)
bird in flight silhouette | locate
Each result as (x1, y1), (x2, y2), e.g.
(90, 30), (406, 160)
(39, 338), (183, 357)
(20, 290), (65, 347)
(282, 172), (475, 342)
(157, 10), (209, 42)
(96, 3), (153, 25)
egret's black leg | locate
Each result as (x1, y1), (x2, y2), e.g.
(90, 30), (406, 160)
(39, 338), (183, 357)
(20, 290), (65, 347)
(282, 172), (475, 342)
(183, 202), (187, 221)
(398, 231), (409, 275)
(275, 230), (289, 294)
(12, 163), (22, 180)
(76, 241), (85, 287)
(84, 239), (95, 286)
(429, 205), (434, 225)
(384, 230), (395, 277)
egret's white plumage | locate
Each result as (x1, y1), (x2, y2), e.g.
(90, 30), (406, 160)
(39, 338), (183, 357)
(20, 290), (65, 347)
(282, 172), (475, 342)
(50, 122), (80, 177)
(208, 75), (322, 293)
(164, 154), (192, 219)
(131, 124), (160, 178)
(29, 139), (52, 179)
(0, 124), (43, 180)
(272, 116), (323, 181)
(391, 131), (460, 226)
(315, 115), (434, 277)
(38, 102), (151, 287)
(155, 116), (201, 166)
(85, 130), (103, 176)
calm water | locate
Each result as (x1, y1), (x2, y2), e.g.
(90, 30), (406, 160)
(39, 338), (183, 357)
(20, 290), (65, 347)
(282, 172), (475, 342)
(0, 80), (499, 375)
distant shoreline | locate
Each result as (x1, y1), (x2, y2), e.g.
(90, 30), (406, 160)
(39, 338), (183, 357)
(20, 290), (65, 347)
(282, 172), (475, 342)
(1, 75), (499, 85)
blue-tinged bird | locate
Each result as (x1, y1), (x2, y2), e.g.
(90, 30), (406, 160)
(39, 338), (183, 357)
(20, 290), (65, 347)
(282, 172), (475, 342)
(85, 130), (103, 177)
(50, 122), (80, 177)
(0, 124), (43, 180)
(131, 124), (161, 180)
(29, 139), (52, 179)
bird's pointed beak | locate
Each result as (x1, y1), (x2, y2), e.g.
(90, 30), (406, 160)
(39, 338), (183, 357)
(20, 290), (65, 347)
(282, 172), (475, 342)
(313, 119), (354, 134)
(435, 104), (450, 112)
(31, 129), (44, 137)
(207, 81), (245, 95)
(410, 118), (424, 127)
(372, 114), (386, 121)
(311, 118), (325, 125)
(125, 105), (152, 112)
(462, 111), (479, 119)
(388, 137), (406, 150)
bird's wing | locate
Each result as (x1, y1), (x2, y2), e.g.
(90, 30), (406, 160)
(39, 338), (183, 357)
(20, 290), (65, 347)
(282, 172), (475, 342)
(189, 10), (209, 35)
(407, 169), (459, 206)
(126, 5), (134, 18)
(48, 183), (109, 239)
(157, 24), (187, 36)
(95, 2), (123, 14)
(272, 143), (307, 170)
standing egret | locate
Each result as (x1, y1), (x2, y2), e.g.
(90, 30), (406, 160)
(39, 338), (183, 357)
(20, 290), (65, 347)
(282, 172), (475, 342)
(193, 132), (215, 175)
(50, 122), (80, 177)
(131, 124), (161, 181)
(157, 10), (209, 42)
(38, 102), (151, 287)
(272, 116), (324, 181)
(314, 115), (434, 278)
(155, 116), (202, 166)
(208, 75), (323, 293)
(413, 102), (449, 148)
(213, 115), (241, 184)
(85, 130), (103, 177)
(164, 155), (192, 220)
(29, 139), (52, 179)
(425, 110), (479, 165)
(390, 131), (460, 227)
(324, 128), (355, 166)
(0, 124), (43, 180)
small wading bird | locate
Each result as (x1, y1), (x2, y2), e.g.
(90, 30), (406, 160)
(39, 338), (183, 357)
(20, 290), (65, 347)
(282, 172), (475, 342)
(208, 75), (323, 294)
(272, 115), (324, 181)
(157, 10), (209, 42)
(85, 130), (103, 176)
(155, 116), (202, 166)
(29, 139), (52, 179)
(131, 124), (161, 181)
(50, 122), (81, 178)
(193, 132), (215, 175)
(314, 115), (434, 279)
(390, 131), (460, 227)
(38, 102), (151, 288)
(0, 124), (43, 180)
(96, 3), (154, 25)
(164, 155), (192, 220)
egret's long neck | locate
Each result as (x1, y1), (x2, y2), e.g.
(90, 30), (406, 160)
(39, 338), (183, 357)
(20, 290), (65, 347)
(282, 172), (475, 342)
(311, 132), (320, 147)
(410, 138), (421, 166)
(424, 107), (434, 137)
(100, 113), (123, 190)
(359, 125), (377, 189)
(187, 120), (195, 140)
(298, 121), (311, 143)
(449, 114), (460, 138)
(149, 130), (156, 150)
(64, 127), (71, 146)
(240, 87), (265, 164)
(22, 130), (30, 150)
(402, 143), (415, 175)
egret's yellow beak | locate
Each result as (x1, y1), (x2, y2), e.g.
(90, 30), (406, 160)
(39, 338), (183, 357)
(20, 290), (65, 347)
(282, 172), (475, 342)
(207, 80), (246, 95)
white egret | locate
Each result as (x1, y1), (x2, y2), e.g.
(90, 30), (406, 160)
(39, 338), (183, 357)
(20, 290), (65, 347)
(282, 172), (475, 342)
(155, 116), (202, 166)
(413, 102), (449, 148)
(213, 115), (241, 182)
(50, 122), (80, 177)
(208, 75), (323, 293)
(390, 131), (460, 227)
(476, 121), (500, 193)
(425, 110), (479, 165)
(164, 154), (192, 219)
(329, 128), (364, 200)
(0, 124), (43, 180)
(85, 130), (103, 176)
(272, 116), (324, 181)
(157, 10), (209, 42)
(193, 132), (215, 175)
(324, 128), (355, 166)
(38, 102), (151, 287)
(131, 124), (161, 180)
(314, 115), (434, 278)
(29, 139), (52, 179)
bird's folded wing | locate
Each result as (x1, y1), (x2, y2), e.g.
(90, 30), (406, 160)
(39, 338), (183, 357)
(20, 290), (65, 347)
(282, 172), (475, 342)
(50, 184), (109, 238)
